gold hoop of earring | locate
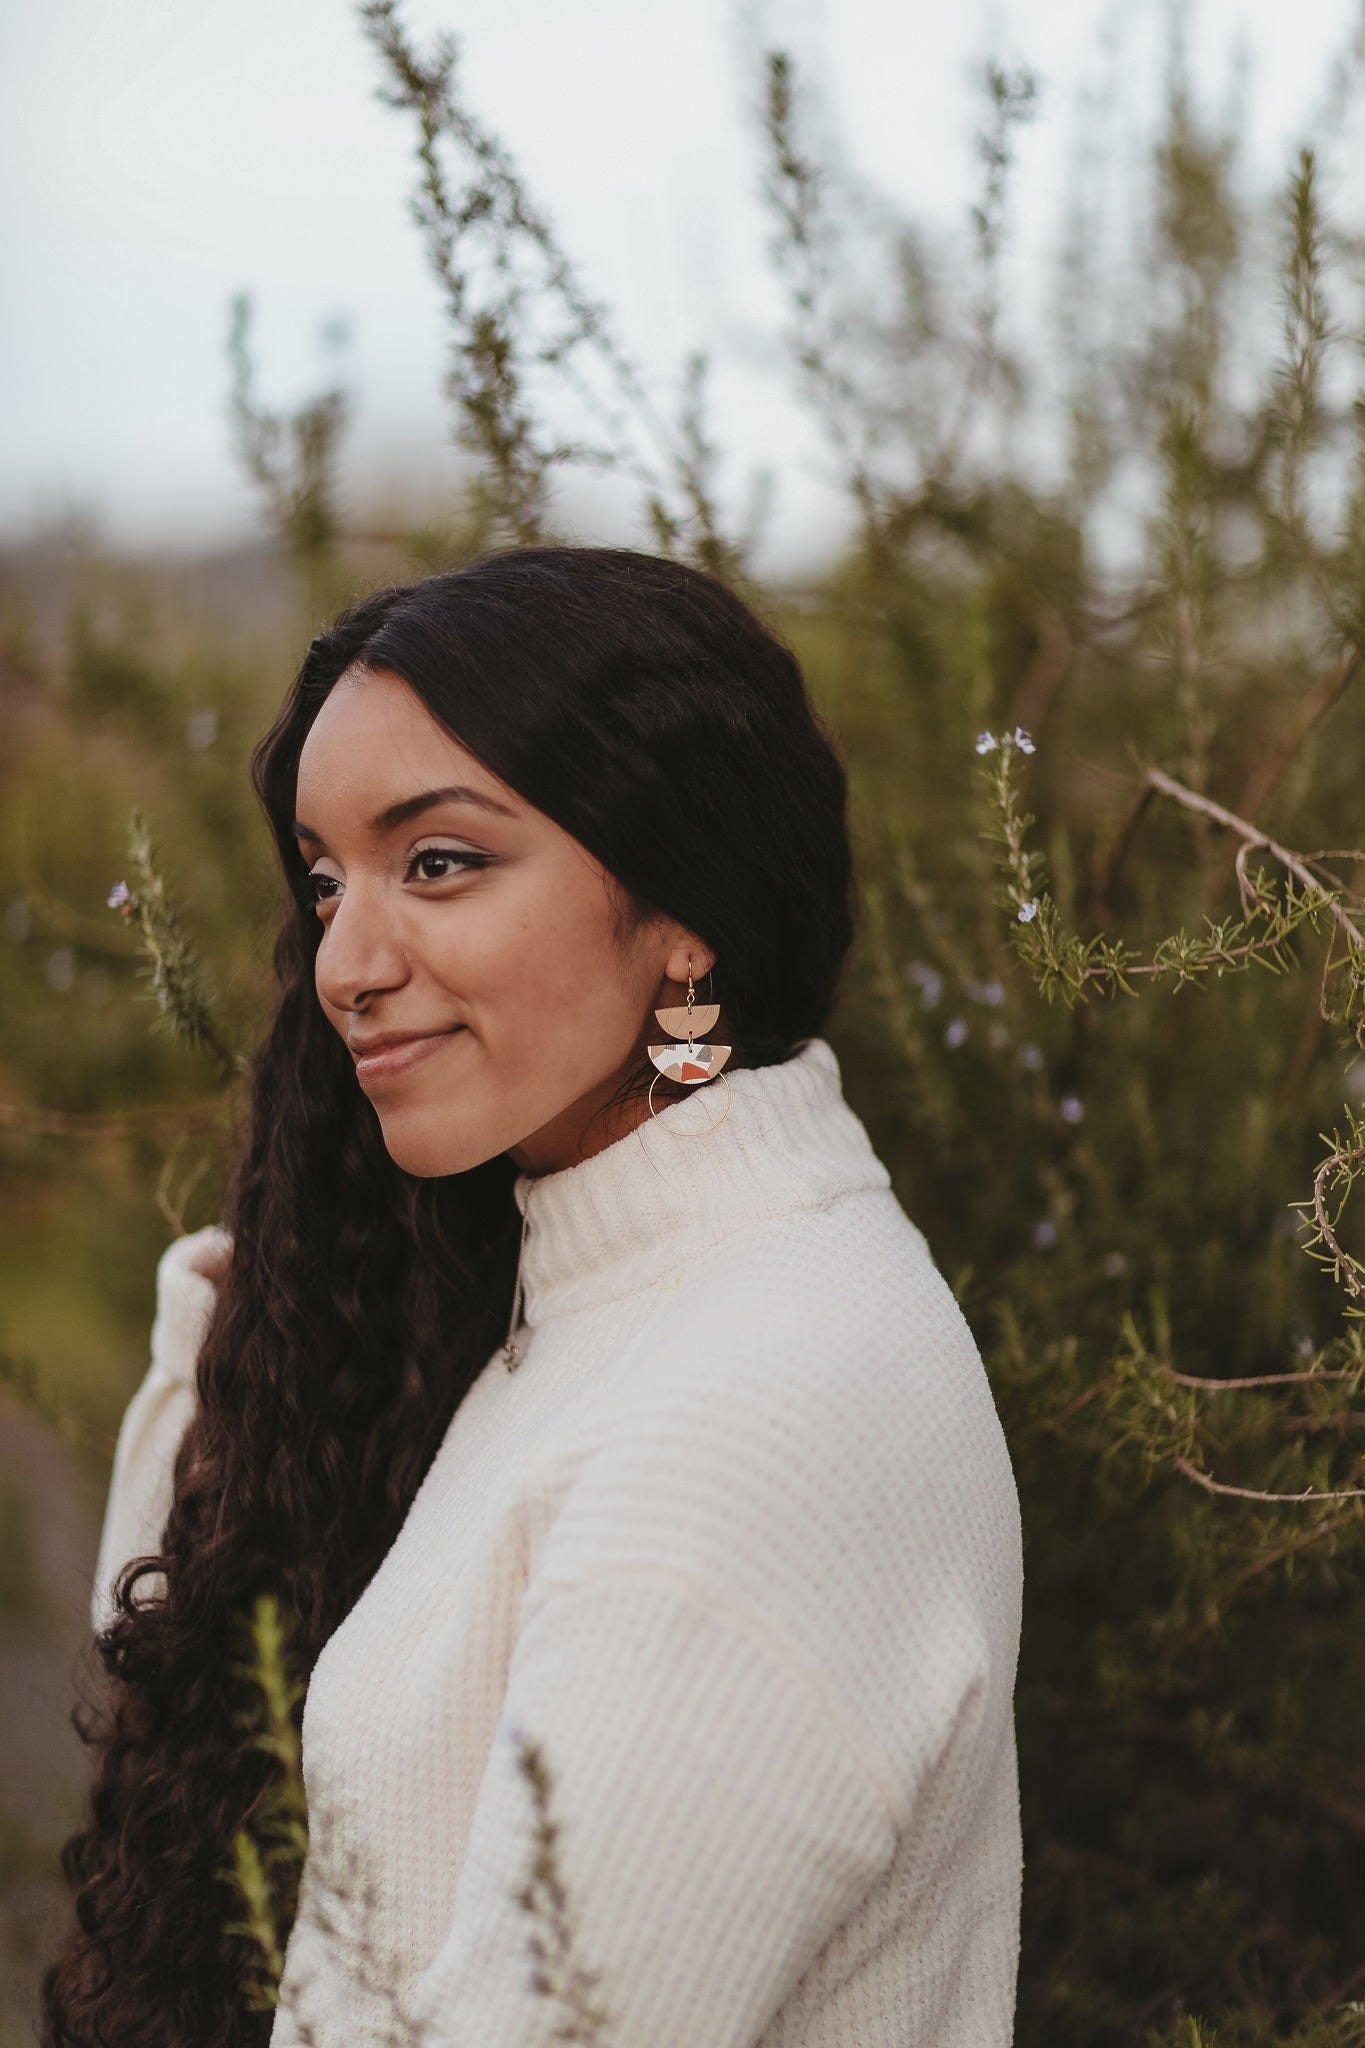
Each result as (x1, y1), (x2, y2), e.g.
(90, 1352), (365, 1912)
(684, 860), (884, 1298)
(646, 955), (733, 1134)
(647, 1066), (733, 1133)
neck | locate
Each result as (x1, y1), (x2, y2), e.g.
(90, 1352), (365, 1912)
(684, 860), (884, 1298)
(507, 1033), (749, 1179)
(507, 1037), (891, 1329)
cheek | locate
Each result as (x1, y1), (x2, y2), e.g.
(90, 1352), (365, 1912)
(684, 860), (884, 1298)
(457, 868), (650, 1039)
(460, 866), (620, 987)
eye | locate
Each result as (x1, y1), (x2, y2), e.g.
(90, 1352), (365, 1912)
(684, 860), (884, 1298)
(405, 847), (488, 883)
(301, 846), (489, 915)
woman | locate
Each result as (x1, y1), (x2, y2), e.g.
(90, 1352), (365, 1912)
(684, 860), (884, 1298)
(45, 546), (1023, 2048)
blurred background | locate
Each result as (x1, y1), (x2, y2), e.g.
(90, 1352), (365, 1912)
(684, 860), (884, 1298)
(6, 0), (1363, 568)
(4, 2), (1365, 2044)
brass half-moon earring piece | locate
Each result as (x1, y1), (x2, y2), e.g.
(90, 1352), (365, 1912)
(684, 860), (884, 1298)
(647, 959), (732, 1086)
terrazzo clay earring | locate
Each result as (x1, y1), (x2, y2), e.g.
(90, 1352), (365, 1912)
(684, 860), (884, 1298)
(647, 956), (733, 1129)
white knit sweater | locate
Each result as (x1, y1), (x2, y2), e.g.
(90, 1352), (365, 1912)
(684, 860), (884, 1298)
(92, 1036), (1023, 2047)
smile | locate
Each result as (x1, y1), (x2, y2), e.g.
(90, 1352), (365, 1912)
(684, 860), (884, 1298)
(353, 1026), (466, 1088)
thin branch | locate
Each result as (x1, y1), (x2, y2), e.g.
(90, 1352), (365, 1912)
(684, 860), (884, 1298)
(1144, 762), (1365, 950)
(1163, 1508), (1360, 1661)
(1168, 1366), (1363, 1390)
(1091, 781), (1159, 925)
(1292, 1118), (1365, 1302)
(1172, 1453), (1365, 1501)
(0, 1098), (231, 1138)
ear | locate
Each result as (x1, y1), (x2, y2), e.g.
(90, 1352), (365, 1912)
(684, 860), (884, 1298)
(660, 928), (716, 986)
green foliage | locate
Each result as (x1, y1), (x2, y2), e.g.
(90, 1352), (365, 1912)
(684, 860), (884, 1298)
(356, 0), (747, 581)
(227, 294), (350, 570)
(220, 1595), (309, 2014)
(224, 1599), (615, 2043)
(508, 1731), (617, 2045)
(4, 4), (1365, 2044)
(115, 807), (243, 1082)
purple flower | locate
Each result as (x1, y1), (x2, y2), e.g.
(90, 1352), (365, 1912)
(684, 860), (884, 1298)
(1059, 1093), (1085, 1124)
(1012, 726), (1035, 753)
(106, 880), (130, 910)
(1017, 899), (1040, 923)
(45, 947), (76, 994)
(944, 1016), (969, 1049)
(905, 959), (943, 1009)
(965, 977), (1005, 1006)
(974, 731), (998, 754)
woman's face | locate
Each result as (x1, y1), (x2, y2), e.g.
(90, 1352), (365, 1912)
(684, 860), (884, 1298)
(292, 664), (709, 1178)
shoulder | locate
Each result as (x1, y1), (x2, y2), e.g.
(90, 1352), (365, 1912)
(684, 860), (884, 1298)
(554, 1185), (1017, 1605)
(150, 1224), (233, 1385)
(527, 1190), (1022, 1811)
(156, 1221), (233, 1289)
(91, 1225), (232, 1634)
(653, 1183), (991, 1443)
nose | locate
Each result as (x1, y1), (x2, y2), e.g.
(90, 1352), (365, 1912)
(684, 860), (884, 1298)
(313, 881), (411, 1016)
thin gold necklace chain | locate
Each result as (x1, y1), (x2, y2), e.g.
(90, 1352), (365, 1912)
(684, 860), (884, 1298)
(502, 1198), (531, 1371)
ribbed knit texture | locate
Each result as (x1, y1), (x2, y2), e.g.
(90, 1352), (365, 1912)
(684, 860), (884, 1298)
(91, 1037), (1024, 2047)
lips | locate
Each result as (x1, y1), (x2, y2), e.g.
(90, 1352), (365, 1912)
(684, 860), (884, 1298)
(352, 1026), (465, 1087)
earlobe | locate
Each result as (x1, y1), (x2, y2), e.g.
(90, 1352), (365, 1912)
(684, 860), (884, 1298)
(664, 936), (715, 984)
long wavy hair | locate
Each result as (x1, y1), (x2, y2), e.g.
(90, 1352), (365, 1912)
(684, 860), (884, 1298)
(42, 545), (858, 2048)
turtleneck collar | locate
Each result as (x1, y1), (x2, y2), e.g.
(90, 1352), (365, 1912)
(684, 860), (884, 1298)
(509, 1036), (891, 1328)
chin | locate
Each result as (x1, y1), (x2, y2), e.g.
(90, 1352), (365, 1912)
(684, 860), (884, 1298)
(384, 1130), (480, 1179)
(373, 1109), (491, 1179)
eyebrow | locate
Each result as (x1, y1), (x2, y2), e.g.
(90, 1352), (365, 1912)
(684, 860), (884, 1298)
(292, 783), (519, 843)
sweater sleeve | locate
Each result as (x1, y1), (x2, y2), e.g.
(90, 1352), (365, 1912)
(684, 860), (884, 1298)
(406, 1569), (898, 2048)
(90, 1223), (232, 1637)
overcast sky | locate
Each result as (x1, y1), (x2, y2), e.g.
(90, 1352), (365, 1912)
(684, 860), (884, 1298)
(1, 0), (1360, 575)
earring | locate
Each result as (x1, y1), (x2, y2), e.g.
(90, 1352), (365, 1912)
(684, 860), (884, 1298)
(647, 956), (733, 1131)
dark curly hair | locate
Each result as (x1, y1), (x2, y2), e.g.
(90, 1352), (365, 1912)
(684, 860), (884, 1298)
(41, 544), (858, 2047)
